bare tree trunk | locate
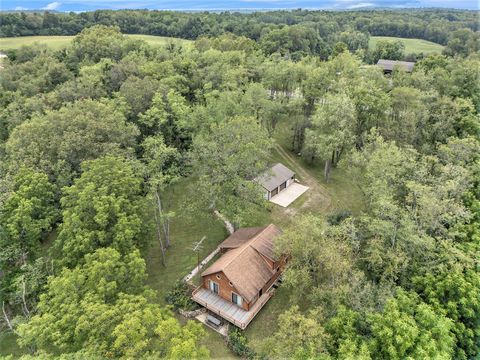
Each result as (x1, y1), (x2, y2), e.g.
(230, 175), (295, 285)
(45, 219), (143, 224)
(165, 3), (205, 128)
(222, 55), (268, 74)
(154, 190), (170, 248)
(2, 301), (18, 335)
(152, 195), (166, 266)
(21, 279), (30, 319)
(324, 159), (331, 182)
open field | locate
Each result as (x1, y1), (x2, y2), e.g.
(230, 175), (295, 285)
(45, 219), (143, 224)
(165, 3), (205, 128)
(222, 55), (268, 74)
(369, 36), (444, 54)
(0, 34), (191, 51)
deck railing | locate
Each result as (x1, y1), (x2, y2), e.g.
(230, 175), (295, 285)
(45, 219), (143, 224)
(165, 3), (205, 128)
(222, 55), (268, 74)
(192, 287), (274, 329)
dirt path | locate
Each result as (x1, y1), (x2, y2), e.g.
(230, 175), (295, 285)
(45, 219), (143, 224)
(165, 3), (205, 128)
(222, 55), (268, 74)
(273, 142), (332, 214)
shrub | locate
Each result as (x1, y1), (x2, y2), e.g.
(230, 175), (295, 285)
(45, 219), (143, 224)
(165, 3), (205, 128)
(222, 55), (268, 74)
(327, 209), (352, 225)
(165, 280), (199, 311)
(228, 327), (256, 359)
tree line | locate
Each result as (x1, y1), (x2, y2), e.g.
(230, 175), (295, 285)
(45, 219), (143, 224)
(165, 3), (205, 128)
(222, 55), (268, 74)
(1, 9), (479, 59)
(0, 24), (478, 358)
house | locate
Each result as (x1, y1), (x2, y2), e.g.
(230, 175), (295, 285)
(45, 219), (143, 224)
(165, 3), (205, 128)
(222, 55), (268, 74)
(192, 224), (287, 329)
(377, 59), (415, 74)
(256, 163), (295, 200)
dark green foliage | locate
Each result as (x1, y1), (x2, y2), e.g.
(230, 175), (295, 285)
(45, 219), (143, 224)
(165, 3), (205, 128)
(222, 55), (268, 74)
(327, 210), (352, 225)
(1, 9), (478, 57)
(228, 327), (256, 359)
(165, 281), (198, 311)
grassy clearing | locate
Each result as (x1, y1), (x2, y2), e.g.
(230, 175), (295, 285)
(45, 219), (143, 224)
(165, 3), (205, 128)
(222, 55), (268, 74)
(0, 34), (191, 51)
(144, 180), (236, 358)
(369, 36), (444, 54)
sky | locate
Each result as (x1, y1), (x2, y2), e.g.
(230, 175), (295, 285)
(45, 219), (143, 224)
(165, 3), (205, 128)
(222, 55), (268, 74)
(3, 0), (478, 12)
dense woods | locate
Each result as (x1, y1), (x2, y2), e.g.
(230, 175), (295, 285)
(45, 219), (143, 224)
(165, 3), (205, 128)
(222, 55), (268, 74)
(0, 9), (479, 359)
(1, 9), (479, 61)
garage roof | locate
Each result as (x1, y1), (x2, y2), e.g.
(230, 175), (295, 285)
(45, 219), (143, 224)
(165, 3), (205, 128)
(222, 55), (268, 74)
(256, 163), (295, 192)
(377, 59), (415, 72)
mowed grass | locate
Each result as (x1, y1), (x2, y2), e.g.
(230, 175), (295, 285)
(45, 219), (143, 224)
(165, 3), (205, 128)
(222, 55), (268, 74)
(369, 36), (444, 54)
(144, 179), (237, 359)
(0, 34), (191, 51)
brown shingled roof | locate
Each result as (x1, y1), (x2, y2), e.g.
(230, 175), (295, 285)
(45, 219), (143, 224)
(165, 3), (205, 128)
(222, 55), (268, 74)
(202, 224), (282, 302)
(219, 227), (266, 249)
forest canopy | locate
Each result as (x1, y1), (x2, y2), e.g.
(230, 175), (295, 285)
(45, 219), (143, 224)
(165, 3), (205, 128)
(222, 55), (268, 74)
(0, 10), (479, 359)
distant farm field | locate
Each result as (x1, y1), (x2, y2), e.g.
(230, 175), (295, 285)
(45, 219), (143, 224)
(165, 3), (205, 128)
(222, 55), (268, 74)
(369, 36), (444, 54)
(0, 34), (191, 51)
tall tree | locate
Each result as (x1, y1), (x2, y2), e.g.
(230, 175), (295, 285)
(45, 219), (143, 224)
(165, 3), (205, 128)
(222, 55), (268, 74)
(303, 92), (356, 181)
(368, 290), (454, 359)
(5, 99), (138, 188)
(189, 116), (271, 226)
(17, 247), (209, 359)
(54, 156), (147, 267)
(142, 135), (180, 264)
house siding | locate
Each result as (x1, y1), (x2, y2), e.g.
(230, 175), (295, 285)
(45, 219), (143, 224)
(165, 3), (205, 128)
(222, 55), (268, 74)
(202, 271), (251, 311)
(201, 254), (289, 312)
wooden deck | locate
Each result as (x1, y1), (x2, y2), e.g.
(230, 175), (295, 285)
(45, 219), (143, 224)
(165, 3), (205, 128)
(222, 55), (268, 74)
(192, 287), (273, 329)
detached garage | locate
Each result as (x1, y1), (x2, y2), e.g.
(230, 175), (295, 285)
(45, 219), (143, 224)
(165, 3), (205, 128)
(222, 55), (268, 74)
(256, 163), (295, 200)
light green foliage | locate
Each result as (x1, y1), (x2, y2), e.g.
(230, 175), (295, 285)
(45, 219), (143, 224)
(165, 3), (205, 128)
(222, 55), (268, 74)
(0, 53), (72, 97)
(70, 25), (126, 64)
(5, 99), (138, 187)
(17, 247), (209, 359)
(0, 93), (46, 141)
(368, 290), (454, 359)
(119, 75), (161, 120)
(338, 30), (369, 52)
(276, 215), (375, 314)
(325, 306), (371, 360)
(55, 156), (146, 267)
(190, 116), (271, 225)
(262, 306), (330, 359)
(142, 135), (180, 190)
(260, 25), (326, 60)
(413, 257), (480, 359)
(0, 168), (57, 259)
(444, 28), (479, 57)
(386, 87), (426, 145)
(155, 317), (209, 359)
(303, 92), (356, 170)
(369, 39), (405, 63)
(53, 59), (113, 103)
(350, 80), (390, 148)
(138, 89), (191, 146)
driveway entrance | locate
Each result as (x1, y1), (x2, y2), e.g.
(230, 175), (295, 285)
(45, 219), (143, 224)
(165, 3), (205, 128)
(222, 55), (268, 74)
(269, 182), (309, 207)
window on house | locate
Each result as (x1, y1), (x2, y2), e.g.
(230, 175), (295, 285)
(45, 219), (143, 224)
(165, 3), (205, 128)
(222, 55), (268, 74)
(209, 280), (219, 294)
(216, 274), (221, 279)
(231, 292), (242, 306)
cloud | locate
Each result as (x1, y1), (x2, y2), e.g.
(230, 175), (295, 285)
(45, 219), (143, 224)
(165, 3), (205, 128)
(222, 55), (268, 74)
(42, 1), (61, 10)
(346, 2), (374, 7)
(14, 6), (29, 9)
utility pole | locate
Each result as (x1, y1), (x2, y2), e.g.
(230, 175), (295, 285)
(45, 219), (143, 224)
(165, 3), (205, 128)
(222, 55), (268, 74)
(192, 236), (206, 284)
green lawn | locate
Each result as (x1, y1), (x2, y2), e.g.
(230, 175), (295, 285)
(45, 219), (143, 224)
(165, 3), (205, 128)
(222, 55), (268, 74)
(369, 36), (444, 54)
(0, 34), (191, 51)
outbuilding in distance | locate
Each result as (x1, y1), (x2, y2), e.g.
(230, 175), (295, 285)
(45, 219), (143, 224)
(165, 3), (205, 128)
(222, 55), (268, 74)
(377, 59), (415, 74)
